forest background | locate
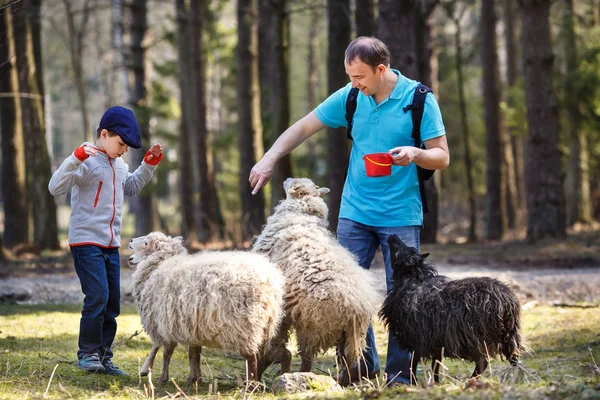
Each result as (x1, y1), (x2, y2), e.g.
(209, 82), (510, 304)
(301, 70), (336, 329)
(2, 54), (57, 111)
(1, 0), (600, 256)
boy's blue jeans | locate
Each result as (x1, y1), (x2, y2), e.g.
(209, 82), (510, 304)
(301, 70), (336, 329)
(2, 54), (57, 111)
(71, 245), (121, 361)
(337, 218), (420, 385)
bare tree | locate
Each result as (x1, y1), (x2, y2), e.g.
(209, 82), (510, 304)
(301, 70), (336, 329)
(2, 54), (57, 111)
(112, 0), (129, 103)
(561, 0), (593, 225)
(503, 0), (526, 225)
(237, 0), (266, 240)
(175, 0), (198, 242)
(269, 0), (293, 210)
(481, 0), (506, 240)
(518, 0), (566, 239)
(0, 6), (29, 248)
(442, 1), (477, 242)
(191, 0), (223, 242)
(127, 0), (160, 237)
(326, 0), (351, 233)
(61, 0), (94, 141)
(12, 0), (59, 249)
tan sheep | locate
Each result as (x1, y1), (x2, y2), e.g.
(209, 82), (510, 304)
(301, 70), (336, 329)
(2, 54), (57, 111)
(253, 178), (381, 377)
(129, 232), (285, 384)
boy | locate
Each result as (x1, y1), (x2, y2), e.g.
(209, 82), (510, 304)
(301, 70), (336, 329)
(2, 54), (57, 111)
(49, 106), (163, 375)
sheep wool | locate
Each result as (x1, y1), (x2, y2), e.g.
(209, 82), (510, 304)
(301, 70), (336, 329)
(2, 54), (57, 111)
(253, 177), (381, 374)
(380, 234), (524, 383)
(129, 232), (285, 383)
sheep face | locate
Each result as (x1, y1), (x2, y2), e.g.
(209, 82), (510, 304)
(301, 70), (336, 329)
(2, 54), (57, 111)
(128, 232), (186, 266)
(388, 234), (430, 277)
(283, 177), (330, 200)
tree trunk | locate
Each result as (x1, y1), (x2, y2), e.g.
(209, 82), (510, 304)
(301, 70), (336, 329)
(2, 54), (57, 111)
(449, 3), (477, 242)
(481, 0), (506, 240)
(270, 0), (293, 212)
(112, 0), (130, 104)
(13, 0), (60, 250)
(504, 0), (526, 222)
(518, 0), (566, 240)
(62, 0), (93, 142)
(561, 0), (593, 225)
(176, 0), (198, 242)
(326, 0), (351, 233)
(305, 0), (321, 176)
(191, 0), (223, 242)
(379, 0), (418, 77)
(499, 0), (519, 232)
(237, 0), (266, 240)
(355, 0), (376, 37)
(416, 1), (439, 244)
(379, 0), (440, 243)
(127, 0), (158, 237)
(259, 0), (275, 147)
(0, 8), (29, 247)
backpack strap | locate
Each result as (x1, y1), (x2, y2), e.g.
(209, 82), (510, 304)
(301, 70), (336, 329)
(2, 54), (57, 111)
(345, 87), (359, 141)
(403, 83), (434, 213)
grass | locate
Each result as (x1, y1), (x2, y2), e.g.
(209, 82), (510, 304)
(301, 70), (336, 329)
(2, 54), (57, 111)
(0, 303), (599, 399)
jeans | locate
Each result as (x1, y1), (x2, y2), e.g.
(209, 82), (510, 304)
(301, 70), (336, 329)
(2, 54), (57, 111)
(71, 245), (121, 361)
(337, 218), (420, 385)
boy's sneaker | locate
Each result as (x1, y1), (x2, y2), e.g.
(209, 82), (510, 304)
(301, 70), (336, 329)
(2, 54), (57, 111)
(102, 359), (128, 376)
(77, 353), (105, 373)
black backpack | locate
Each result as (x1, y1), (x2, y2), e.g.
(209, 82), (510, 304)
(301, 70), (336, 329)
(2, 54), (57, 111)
(345, 83), (434, 213)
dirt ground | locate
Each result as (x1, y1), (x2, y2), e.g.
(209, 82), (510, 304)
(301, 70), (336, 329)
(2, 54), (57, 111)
(1, 229), (599, 305)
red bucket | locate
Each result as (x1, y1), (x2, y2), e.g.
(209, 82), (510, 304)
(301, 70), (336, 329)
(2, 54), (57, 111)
(363, 153), (393, 177)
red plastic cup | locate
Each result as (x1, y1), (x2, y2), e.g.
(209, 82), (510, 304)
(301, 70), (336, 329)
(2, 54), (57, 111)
(363, 153), (393, 177)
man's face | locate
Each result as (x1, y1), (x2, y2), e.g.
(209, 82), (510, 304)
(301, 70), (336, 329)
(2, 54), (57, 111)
(345, 58), (385, 97)
(99, 130), (129, 159)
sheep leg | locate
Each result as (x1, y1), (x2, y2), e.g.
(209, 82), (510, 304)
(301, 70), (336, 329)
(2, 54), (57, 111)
(471, 356), (488, 378)
(299, 355), (312, 373)
(159, 342), (177, 383)
(245, 354), (258, 382)
(258, 316), (292, 378)
(431, 356), (441, 384)
(141, 344), (160, 376)
(186, 346), (202, 384)
(257, 343), (290, 381)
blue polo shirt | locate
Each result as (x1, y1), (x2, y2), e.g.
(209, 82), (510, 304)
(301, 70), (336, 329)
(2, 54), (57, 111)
(314, 70), (446, 227)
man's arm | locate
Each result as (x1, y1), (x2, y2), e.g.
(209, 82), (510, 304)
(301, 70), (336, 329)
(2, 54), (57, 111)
(249, 111), (326, 194)
(388, 134), (450, 170)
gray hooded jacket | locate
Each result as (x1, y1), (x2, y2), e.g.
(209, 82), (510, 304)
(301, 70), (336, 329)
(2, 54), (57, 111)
(49, 144), (158, 248)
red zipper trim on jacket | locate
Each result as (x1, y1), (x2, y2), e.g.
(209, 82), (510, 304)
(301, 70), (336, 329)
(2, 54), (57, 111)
(109, 159), (116, 246)
(93, 181), (103, 208)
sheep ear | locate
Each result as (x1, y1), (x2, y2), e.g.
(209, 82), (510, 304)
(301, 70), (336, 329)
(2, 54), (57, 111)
(421, 253), (430, 260)
(173, 236), (183, 242)
(318, 187), (330, 196)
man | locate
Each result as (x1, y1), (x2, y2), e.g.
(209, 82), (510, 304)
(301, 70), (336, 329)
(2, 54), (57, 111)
(249, 36), (449, 386)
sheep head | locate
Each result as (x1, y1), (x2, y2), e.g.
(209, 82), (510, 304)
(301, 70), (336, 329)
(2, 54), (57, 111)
(128, 231), (187, 266)
(283, 177), (330, 199)
(387, 234), (432, 279)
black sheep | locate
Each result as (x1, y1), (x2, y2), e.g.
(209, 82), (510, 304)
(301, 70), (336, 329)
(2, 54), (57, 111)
(379, 235), (523, 383)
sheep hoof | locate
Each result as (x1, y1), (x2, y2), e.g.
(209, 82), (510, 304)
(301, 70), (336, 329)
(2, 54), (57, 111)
(185, 376), (201, 385)
(140, 370), (149, 377)
(158, 376), (169, 383)
(242, 380), (264, 392)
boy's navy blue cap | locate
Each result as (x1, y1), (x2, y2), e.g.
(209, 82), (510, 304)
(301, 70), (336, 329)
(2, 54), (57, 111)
(98, 106), (142, 149)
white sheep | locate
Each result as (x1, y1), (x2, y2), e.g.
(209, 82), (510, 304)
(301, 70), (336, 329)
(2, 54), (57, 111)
(252, 177), (381, 377)
(128, 232), (285, 384)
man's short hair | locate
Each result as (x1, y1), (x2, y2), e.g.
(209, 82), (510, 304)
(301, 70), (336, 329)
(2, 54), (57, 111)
(344, 36), (390, 71)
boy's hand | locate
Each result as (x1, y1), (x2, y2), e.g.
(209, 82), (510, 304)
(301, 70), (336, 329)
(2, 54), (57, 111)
(144, 143), (163, 165)
(74, 145), (98, 161)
